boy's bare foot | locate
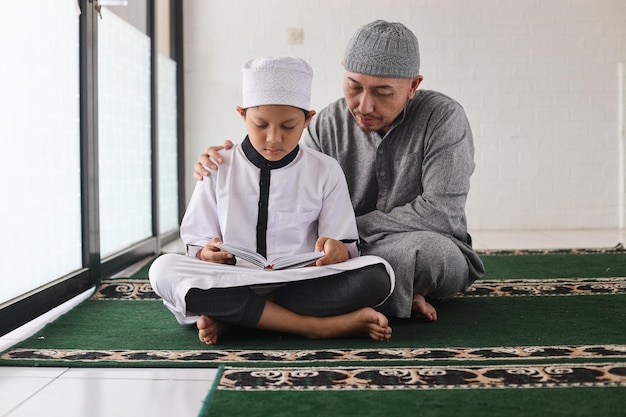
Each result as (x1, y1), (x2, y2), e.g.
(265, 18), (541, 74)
(411, 293), (437, 321)
(197, 315), (227, 345)
(307, 307), (392, 341)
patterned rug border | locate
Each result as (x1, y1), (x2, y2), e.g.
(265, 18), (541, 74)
(476, 244), (625, 256)
(93, 279), (159, 301)
(93, 277), (626, 301)
(218, 362), (626, 390)
(463, 277), (626, 297)
(3, 344), (625, 364)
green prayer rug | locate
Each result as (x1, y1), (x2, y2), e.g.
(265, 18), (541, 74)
(1, 248), (625, 416)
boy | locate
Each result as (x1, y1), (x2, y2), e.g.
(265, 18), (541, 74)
(149, 56), (395, 344)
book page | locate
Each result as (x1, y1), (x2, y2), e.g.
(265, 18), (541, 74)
(218, 243), (269, 269)
(219, 243), (323, 270)
(271, 251), (324, 270)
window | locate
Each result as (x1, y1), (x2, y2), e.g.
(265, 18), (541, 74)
(0, 0), (183, 336)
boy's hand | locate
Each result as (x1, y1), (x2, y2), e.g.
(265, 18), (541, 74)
(194, 140), (235, 180)
(314, 237), (349, 266)
(197, 237), (235, 265)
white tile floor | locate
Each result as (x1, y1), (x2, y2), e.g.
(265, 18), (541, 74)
(0, 229), (624, 417)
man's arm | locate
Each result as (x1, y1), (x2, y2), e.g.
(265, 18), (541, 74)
(301, 125), (321, 152)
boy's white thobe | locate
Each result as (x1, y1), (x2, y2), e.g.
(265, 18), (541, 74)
(151, 139), (394, 324)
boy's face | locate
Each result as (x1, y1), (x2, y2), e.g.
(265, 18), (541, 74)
(237, 105), (315, 162)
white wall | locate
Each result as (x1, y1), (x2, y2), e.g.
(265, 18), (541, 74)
(183, 0), (626, 231)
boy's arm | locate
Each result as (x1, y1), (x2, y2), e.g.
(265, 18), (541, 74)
(316, 162), (360, 260)
(180, 177), (223, 257)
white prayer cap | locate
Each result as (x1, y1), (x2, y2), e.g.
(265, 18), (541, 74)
(242, 56), (313, 110)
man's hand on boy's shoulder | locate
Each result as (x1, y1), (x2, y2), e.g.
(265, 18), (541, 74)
(194, 140), (235, 180)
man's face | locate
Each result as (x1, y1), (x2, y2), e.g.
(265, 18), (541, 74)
(342, 71), (422, 135)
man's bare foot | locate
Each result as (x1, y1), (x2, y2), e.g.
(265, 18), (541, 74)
(197, 315), (227, 345)
(308, 307), (392, 341)
(411, 294), (437, 321)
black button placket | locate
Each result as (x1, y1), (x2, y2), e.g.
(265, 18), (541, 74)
(256, 167), (270, 257)
(241, 136), (299, 258)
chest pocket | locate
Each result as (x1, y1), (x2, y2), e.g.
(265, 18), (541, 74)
(395, 150), (421, 168)
(271, 210), (320, 253)
(390, 150), (423, 207)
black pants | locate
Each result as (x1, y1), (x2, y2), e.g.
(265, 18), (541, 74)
(185, 263), (391, 327)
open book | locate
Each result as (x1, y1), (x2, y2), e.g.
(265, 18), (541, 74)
(219, 243), (324, 270)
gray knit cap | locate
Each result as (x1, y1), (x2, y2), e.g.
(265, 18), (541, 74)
(344, 20), (420, 79)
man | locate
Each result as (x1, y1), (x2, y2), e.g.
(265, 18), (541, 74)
(195, 20), (485, 320)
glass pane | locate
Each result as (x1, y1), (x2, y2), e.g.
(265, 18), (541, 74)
(0, 1), (82, 305)
(157, 54), (179, 233)
(98, 7), (152, 257)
